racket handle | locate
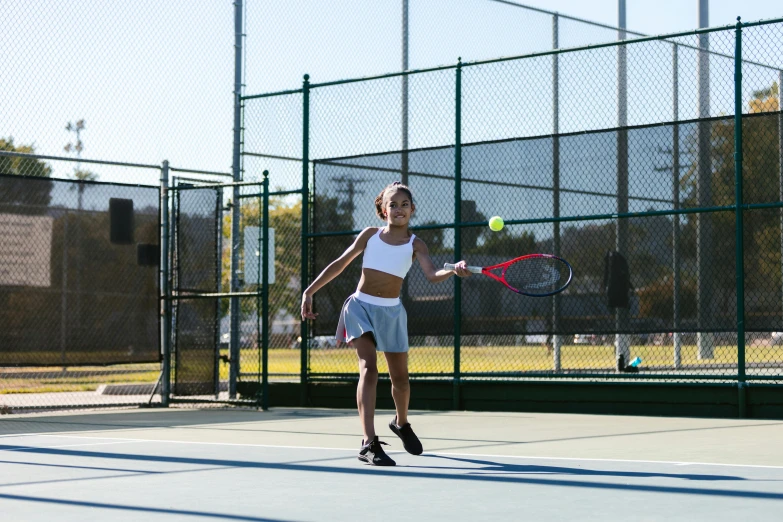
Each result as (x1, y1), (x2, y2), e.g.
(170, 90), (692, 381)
(444, 263), (482, 274)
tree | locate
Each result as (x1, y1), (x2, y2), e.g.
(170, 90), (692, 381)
(460, 200), (486, 251)
(73, 169), (98, 182)
(637, 277), (696, 322)
(415, 221), (447, 254)
(219, 191), (355, 323)
(222, 194), (297, 319)
(0, 138), (53, 213)
(469, 226), (535, 257)
(673, 81), (781, 326)
(310, 193), (357, 331)
(0, 138), (52, 178)
(680, 81), (780, 291)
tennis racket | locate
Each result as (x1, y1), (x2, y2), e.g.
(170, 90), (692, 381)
(445, 254), (572, 297)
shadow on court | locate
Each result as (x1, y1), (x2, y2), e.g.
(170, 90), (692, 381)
(2, 444), (782, 501)
(7, 408), (782, 456)
(0, 408), (358, 437)
(0, 492), (295, 522)
(415, 455), (748, 481)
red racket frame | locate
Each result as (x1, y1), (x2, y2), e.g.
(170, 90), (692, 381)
(446, 254), (573, 297)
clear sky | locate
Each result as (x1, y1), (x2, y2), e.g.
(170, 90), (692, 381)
(2, 1), (781, 186)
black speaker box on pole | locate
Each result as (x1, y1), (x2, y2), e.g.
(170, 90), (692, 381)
(137, 243), (160, 266)
(109, 198), (134, 244)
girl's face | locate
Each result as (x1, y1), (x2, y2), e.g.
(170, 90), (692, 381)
(383, 189), (414, 226)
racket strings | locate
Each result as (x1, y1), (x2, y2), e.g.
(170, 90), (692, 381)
(503, 258), (566, 293)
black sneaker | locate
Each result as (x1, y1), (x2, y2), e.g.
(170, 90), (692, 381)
(358, 436), (396, 466)
(389, 416), (423, 455)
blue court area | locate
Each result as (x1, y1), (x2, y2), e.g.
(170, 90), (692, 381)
(1, 408), (782, 521)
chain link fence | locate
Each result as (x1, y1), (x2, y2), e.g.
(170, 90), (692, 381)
(0, 151), (234, 413)
(0, 152), (162, 412)
(243, 18), (783, 385)
(3, 0), (650, 188)
(5, 3), (783, 413)
(247, 0), (651, 95)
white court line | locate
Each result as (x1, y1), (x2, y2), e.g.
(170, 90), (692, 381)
(1, 440), (137, 452)
(0, 440), (136, 452)
(0, 432), (118, 439)
(22, 433), (783, 470)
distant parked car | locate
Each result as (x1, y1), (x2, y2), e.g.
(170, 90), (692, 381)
(573, 334), (610, 345)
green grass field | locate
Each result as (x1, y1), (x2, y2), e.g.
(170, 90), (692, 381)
(3, 343), (780, 395)
(0, 365), (160, 395)
(269, 343), (783, 375)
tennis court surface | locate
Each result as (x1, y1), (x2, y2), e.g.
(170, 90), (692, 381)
(1, 408), (782, 521)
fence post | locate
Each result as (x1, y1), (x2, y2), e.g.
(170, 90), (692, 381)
(779, 68), (783, 344)
(160, 160), (171, 407)
(60, 209), (68, 370)
(552, 13), (562, 372)
(453, 58), (463, 410)
(696, 2), (714, 359)
(401, 0), (409, 186)
(673, 44), (682, 369)
(400, 0), (411, 310)
(262, 170), (270, 410)
(615, 1), (631, 367)
(228, 0), (244, 399)
(301, 74), (311, 406)
(734, 18), (746, 418)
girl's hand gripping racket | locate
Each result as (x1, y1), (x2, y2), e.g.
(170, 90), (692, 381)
(445, 254), (572, 297)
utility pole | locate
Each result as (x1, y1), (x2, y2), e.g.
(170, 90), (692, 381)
(62, 118), (87, 372)
(402, 0), (409, 187)
(330, 174), (369, 228)
(65, 120), (97, 182)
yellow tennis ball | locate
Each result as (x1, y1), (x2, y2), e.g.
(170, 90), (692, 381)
(489, 216), (504, 232)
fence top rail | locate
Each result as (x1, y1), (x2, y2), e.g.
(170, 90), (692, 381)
(308, 202), (783, 238)
(0, 170), (158, 189)
(488, 0), (648, 37)
(0, 150), (160, 170)
(169, 166), (232, 178)
(241, 87), (304, 101)
(243, 16), (783, 100)
(170, 179), (265, 190)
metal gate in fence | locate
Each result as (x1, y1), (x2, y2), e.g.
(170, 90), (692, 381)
(164, 173), (276, 409)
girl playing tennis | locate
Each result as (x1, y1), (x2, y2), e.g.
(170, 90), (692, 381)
(301, 181), (471, 466)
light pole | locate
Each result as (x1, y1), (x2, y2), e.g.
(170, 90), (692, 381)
(616, 0), (631, 367)
(64, 119), (85, 174)
(63, 119), (88, 370)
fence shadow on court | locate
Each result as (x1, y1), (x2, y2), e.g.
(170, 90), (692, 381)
(3, 444), (782, 501)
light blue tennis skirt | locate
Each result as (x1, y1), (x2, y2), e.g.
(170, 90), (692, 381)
(336, 291), (409, 353)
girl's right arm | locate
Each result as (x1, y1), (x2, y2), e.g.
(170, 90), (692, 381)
(300, 227), (377, 320)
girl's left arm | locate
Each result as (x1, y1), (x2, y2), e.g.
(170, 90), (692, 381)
(413, 238), (471, 283)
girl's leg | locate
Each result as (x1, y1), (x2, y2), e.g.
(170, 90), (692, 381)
(354, 333), (378, 441)
(384, 352), (410, 426)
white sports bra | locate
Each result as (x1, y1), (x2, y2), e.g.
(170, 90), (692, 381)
(362, 228), (416, 279)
